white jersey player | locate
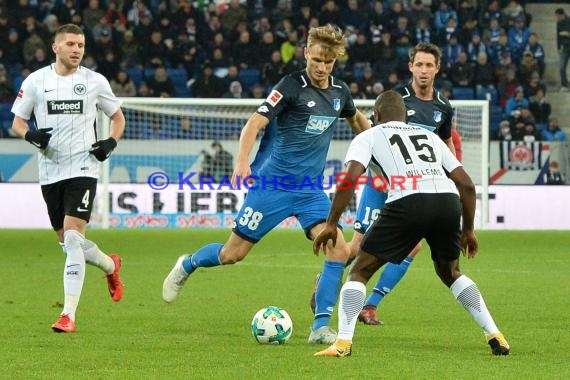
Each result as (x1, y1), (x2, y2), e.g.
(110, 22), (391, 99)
(10, 24), (126, 333)
(313, 90), (510, 358)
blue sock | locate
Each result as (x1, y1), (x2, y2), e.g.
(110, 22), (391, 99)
(365, 256), (414, 308)
(312, 261), (345, 331)
(182, 243), (223, 274)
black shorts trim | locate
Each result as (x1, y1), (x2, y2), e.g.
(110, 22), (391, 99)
(232, 227), (260, 244)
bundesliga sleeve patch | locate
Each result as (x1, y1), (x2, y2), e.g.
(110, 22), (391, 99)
(266, 89), (283, 107)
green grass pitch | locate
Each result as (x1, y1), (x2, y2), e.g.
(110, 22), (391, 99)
(1, 229), (569, 379)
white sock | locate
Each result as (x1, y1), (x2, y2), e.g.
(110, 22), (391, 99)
(450, 275), (500, 335)
(337, 281), (366, 340)
(62, 230), (86, 321)
(82, 239), (115, 274)
(60, 239), (114, 274)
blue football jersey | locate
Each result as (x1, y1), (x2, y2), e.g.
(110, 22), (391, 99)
(253, 70), (356, 190)
(395, 83), (454, 140)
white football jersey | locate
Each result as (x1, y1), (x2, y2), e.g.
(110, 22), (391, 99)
(345, 121), (462, 203)
(11, 64), (122, 185)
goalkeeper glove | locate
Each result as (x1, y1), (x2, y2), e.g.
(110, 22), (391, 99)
(90, 137), (117, 162)
(25, 128), (53, 149)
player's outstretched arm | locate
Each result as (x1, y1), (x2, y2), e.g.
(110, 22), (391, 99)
(449, 166), (478, 258)
(232, 113), (269, 187)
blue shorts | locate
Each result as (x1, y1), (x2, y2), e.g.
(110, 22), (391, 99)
(355, 181), (388, 234)
(233, 188), (330, 242)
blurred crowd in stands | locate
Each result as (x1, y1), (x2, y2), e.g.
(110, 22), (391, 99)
(0, 0), (567, 142)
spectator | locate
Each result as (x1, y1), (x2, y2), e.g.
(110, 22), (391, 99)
(262, 50), (285, 87)
(319, 1), (341, 28)
(177, 117), (203, 140)
(82, 0), (105, 30)
(414, 18), (432, 44)
(233, 30), (256, 69)
(521, 121), (542, 142)
(220, 0), (248, 31)
(466, 31), (487, 62)
(473, 52), (496, 90)
(528, 89), (551, 125)
(250, 83), (266, 99)
(140, 117), (172, 139)
(408, 0), (432, 30)
(27, 46), (50, 72)
(542, 117), (567, 142)
(282, 44), (305, 75)
(256, 31), (278, 65)
(517, 51), (538, 86)
(137, 81), (152, 97)
(118, 30), (142, 69)
(479, 1), (502, 30)
(507, 16), (530, 64)
(524, 33), (546, 78)
(143, 30), (168, 68)
(450, 51), (474, 88)
(146, 66), (175, 98)
(210, 141), (233, 182)
(555, 8), (570, 92)
(524, 71), (546, 98)
(348, 81), (367, 100)
(544, 160), (565, 185)
(192, 61), (225, 98)
(502, 0), (526, 27)
(110, 70), (137, 97)
(348, 33), (371, 68)
(223, 81), (247, 99)
(494, 120), (513, 141)
(505, 87), (529, 116)
(510, 120), (527, 140)
(482, 16), (503, 47)
(0, 63), (14, 102)
(434, 1), (458, 32)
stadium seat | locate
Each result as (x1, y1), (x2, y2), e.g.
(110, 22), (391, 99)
(476, 87), (499, 105)
(490, 105), (504, 132)
(167, 68), (190, 98)
(452, 87), (474, 100)
(238, 68), (261, 90)
(125, 67), (143, 89)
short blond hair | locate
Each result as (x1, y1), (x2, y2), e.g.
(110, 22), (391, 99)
(306, 24), (347, 58)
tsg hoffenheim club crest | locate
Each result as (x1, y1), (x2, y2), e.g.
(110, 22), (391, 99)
(333, 98), (340, 111)
(433, 110), (442, 123)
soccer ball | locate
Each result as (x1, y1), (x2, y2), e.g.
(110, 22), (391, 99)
(251, 306), (293, 344)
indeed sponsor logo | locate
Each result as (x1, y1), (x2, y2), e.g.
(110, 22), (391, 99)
(47, 100), (84, 114)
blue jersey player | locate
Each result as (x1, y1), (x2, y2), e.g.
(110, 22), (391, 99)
(162, 24), (370, 345)
(354, 43), (456, 325)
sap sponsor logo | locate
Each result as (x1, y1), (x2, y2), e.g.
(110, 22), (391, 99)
(257, 105), (269, 113)
(47, 100), (83, 114)
(305, 115), (336, 135)
(266, 89), (283, 107)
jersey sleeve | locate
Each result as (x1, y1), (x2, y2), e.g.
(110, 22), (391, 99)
(438, 136), (462, 172)
(339, 81), (357, 119)
(10, 74), (37, 120)
(255, 74), (297, 121)
(437, 100), (454, 141)
(344, 130), (373, 168)
(96, 73), (123, 117)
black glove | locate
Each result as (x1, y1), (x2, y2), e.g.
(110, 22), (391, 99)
(90, 137), (117, 162)
(25, 128), (53, 149)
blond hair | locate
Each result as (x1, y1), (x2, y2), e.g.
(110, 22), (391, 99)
(306, 24), (347, 58)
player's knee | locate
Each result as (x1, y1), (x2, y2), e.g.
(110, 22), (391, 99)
(64, 229), (84, 246)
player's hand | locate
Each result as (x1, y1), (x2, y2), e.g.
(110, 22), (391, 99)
(231, 159), (251, 188)
(312, 224), (338, 256)
(90, 137), (117, 161)
(25, 128), (53, 149)
(460, 230), (478, 259)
